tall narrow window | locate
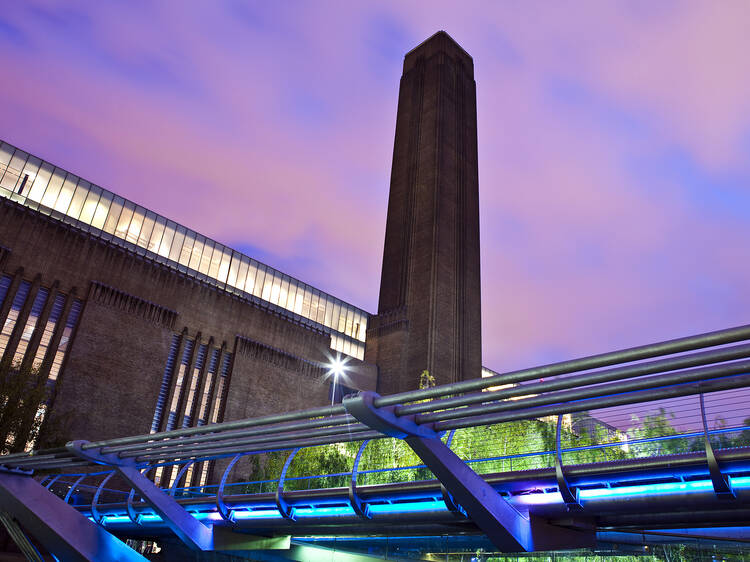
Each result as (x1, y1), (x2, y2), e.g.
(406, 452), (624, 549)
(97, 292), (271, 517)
(150, 334), (181, 434)
(182, 343), (207, 427)
(12, 287), (49, 365)
(166, 339), (194, 431)
(0, 280), (31, 360)
(31, 294), (65, 370)
(197, 349), (220, 426)
(198, 351), (231, 488)
(47, 300), (83, 382)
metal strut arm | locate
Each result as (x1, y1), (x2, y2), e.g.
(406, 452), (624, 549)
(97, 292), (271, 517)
(67, 440), (214, 551)
(344, 391), (594, 552)
(0, 466), (147, 562)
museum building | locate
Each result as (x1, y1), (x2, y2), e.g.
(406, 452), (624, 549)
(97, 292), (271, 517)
(0, 31), (487, 487)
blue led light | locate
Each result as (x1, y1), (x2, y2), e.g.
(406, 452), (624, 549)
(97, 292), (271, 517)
(579, 480), (714, 499)
(368, 500), (447, 514)
(232, 509), (283, 520)
(295, 506), (355, 517)
(102, 515), (131, 524)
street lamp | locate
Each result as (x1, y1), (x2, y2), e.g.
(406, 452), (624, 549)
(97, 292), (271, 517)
(327, 355), (347, 406)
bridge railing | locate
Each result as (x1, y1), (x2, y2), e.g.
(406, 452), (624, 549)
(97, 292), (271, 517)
(3, 322), (750, 555)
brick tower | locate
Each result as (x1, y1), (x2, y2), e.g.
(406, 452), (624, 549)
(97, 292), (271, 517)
(366, 31), (482, 394)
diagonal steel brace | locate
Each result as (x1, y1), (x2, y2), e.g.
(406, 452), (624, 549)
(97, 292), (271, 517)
(343, 391), (594, 552)
(0, 465), (148, 561)
(67, 440), (215, 550)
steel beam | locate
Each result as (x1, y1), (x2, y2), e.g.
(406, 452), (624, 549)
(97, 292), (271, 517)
(0, 470), (147, 562)
(67, 440), (214, 551)
(344, 391), (594, 552)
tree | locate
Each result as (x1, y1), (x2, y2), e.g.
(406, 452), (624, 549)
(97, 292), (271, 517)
(0, 361), (70, 455)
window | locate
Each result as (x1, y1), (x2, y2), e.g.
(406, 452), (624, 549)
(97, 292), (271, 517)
(197, 349), (220, 426)
(166, 339), (194, 431)
(32, 294), (66, 370)
(12, 287), (49, 365)
(0, 142), (374, 363)
(182, 344), (207, 427)
(47, 299), (82, 382)
(0, 281), (31, 359)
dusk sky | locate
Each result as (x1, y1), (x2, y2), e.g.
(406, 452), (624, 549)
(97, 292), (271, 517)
(2, 1), (750, 375)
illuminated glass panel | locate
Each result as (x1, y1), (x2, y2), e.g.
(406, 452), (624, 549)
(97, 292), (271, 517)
(0, 143), (13, 170)
(0, 280), (31, 360)
(53, 173), (78, 215)
(217, 249), (231, 283)
(0, 140), (371, 358)
(65, 180), (90, 222)
(40, 169), (65, 210)
(101, 193), (123, 235)
(182, 343), (207, 427)
(137, 211), (156, 249)
(32, 294), (66, 370)
(26, 162), (53, 204)
(0, 148), (27, 191)
(245, 261), (258, 294)
(47, 299), (82, 381)
(198, 240), (213, 276)
(207, 245), (223, 279)
(114, 200), (135, 240)
(12, 287), (49, 365)
(78, 185), (102, 226)
(197, 349), (220, 426)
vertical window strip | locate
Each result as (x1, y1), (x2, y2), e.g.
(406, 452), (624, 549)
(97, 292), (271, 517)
(182, 343), (207, 428)
(12, 287), (49, 365)
(166, 339), (194, 431)
(197, 350), (228, 488)
(47, 299), (82, 382)
(0, 280), (31, 359)
(197, 349), (220, 426)
(150, 334), (181, 434)
(32, 294), (65, 369)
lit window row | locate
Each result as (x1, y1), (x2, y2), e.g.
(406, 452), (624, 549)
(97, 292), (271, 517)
(0, 141), (369, 358)
(150, 334), (233, 488)
(0, 275), (83, 381)
(0, 274), (84, 451)
(331, 334), (365, 360)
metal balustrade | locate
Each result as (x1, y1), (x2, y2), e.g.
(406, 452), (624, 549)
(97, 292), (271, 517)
(2, 322), (750, 559)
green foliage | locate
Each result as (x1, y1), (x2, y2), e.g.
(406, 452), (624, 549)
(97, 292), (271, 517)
(238, 374), (750, 493)
(419, 369), (436, 390)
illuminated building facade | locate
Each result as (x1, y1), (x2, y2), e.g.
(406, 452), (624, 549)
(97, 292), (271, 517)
(0, 32), (486, 482)
(0, 139), (376, 482)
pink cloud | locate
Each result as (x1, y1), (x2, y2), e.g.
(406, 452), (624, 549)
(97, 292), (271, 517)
(2, 1), (750, 375)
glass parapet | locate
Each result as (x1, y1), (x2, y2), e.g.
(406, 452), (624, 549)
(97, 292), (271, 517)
(0, 140), (368, 359)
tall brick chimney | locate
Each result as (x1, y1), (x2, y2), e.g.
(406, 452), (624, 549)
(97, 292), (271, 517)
(366, 31), (482, 394)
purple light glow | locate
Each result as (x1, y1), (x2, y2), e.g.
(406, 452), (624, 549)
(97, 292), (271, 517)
(2, 3), (750, 374)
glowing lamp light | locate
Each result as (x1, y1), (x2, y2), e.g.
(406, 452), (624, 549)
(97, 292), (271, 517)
(328, 356), (347, 379)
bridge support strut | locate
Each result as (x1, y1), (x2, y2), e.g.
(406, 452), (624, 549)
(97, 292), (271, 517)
(0, 466), (148, 562)
(343, 391), (594, 552)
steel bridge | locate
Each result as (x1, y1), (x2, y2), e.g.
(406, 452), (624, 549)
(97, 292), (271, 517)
(3, 324), (750, 560)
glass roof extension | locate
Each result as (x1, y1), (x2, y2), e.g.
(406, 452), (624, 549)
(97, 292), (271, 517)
(0, 140), (368, 360)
